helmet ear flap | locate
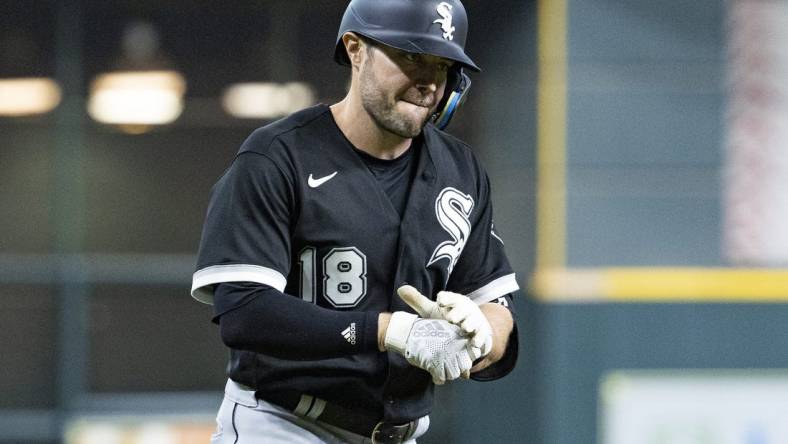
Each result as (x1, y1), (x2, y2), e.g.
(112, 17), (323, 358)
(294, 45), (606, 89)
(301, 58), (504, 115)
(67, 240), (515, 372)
(432, 68), (471, 130)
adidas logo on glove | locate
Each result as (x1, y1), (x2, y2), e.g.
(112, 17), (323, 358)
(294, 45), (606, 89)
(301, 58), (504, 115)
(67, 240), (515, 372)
(342, 323), (356, 345)
(412, 320), (451, 339)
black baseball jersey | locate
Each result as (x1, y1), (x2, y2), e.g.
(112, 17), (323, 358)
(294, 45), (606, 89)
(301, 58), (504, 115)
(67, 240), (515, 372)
(192, 104), (519, 423)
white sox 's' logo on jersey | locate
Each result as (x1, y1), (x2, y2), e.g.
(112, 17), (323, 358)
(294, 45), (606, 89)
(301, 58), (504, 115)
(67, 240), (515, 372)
(433, 2), (456, 40)
(428, 187), (474, 275)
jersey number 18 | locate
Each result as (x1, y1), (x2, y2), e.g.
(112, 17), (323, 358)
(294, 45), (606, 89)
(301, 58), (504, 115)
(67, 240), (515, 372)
(298, 246), (368, 308)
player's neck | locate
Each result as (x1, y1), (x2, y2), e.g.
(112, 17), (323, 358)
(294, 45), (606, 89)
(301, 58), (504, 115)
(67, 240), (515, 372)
(330, 98), (412, 160)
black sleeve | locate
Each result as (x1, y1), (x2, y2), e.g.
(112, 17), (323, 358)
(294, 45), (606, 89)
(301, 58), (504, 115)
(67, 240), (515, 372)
(191, 148), (295, 305)
(470, 293), (519, 381)
(215, 282), (380, 360)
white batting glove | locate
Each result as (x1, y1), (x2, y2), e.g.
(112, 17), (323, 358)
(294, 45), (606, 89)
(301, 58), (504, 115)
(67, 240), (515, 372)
(384, 312), (481, 385)
(397, 285), (493, 358)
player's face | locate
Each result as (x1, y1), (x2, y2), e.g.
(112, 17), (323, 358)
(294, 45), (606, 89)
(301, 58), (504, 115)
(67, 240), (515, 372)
(359, 42), (452, 138)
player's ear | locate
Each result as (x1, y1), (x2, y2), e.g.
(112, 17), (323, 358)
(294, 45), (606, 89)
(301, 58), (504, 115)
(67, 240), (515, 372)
(342, 32), (365, 68)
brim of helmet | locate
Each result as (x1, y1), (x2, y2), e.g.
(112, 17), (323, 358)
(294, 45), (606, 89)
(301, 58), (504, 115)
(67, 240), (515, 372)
(375, 33), (481, 72)
(337, 31), (481, 72)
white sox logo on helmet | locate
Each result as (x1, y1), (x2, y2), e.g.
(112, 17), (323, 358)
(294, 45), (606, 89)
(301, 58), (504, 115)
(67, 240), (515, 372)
(428, 187), (474, 275)
(433, 2), (456, 40)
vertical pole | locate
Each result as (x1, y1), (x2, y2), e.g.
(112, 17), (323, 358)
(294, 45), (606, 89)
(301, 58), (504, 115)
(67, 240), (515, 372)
(53, 0), (89, 436)
(536, 0), (568, 270)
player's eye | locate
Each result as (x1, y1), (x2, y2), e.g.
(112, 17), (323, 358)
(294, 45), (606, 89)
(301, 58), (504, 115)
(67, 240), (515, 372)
(403, 52), (419, 63)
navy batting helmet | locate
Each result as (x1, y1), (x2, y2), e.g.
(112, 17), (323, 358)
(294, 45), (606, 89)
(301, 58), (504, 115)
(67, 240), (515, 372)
(333, 0), (480, 72)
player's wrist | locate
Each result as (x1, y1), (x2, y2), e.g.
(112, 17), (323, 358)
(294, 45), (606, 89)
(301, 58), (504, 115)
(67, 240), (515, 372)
(478, 303), (513, 362)
(382, 311), (418, 354)
(377, 312), (392, 352)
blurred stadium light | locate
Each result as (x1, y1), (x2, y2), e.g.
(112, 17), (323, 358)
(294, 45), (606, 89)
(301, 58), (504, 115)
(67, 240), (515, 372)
(88, 70), (186, 128)
(0, 77), (62, 116)
(0, 18), (61, 116)
(86, 21), (186, 133)
(221, 81), (316, 119)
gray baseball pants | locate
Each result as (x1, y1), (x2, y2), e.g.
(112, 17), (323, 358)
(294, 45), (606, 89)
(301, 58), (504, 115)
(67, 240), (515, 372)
(210, 379), (429, 444)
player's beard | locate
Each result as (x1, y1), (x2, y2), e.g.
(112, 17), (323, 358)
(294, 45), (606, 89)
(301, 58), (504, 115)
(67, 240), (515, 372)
(359, 64), (431, 138)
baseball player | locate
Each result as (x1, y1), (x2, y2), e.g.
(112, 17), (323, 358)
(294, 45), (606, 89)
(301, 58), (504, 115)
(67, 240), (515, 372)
(192, 1), (520, 442)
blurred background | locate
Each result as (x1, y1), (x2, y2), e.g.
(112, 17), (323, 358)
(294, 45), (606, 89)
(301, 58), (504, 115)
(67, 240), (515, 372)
(2, 0), (788, 443)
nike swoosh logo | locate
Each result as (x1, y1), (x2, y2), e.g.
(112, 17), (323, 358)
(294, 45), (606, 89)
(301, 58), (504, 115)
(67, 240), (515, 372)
(308, 171), (338, 188)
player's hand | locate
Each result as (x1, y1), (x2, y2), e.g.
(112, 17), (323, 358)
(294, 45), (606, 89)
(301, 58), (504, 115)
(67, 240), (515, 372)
(383, 312), (481, 385)
(397, 285), (493, 359)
